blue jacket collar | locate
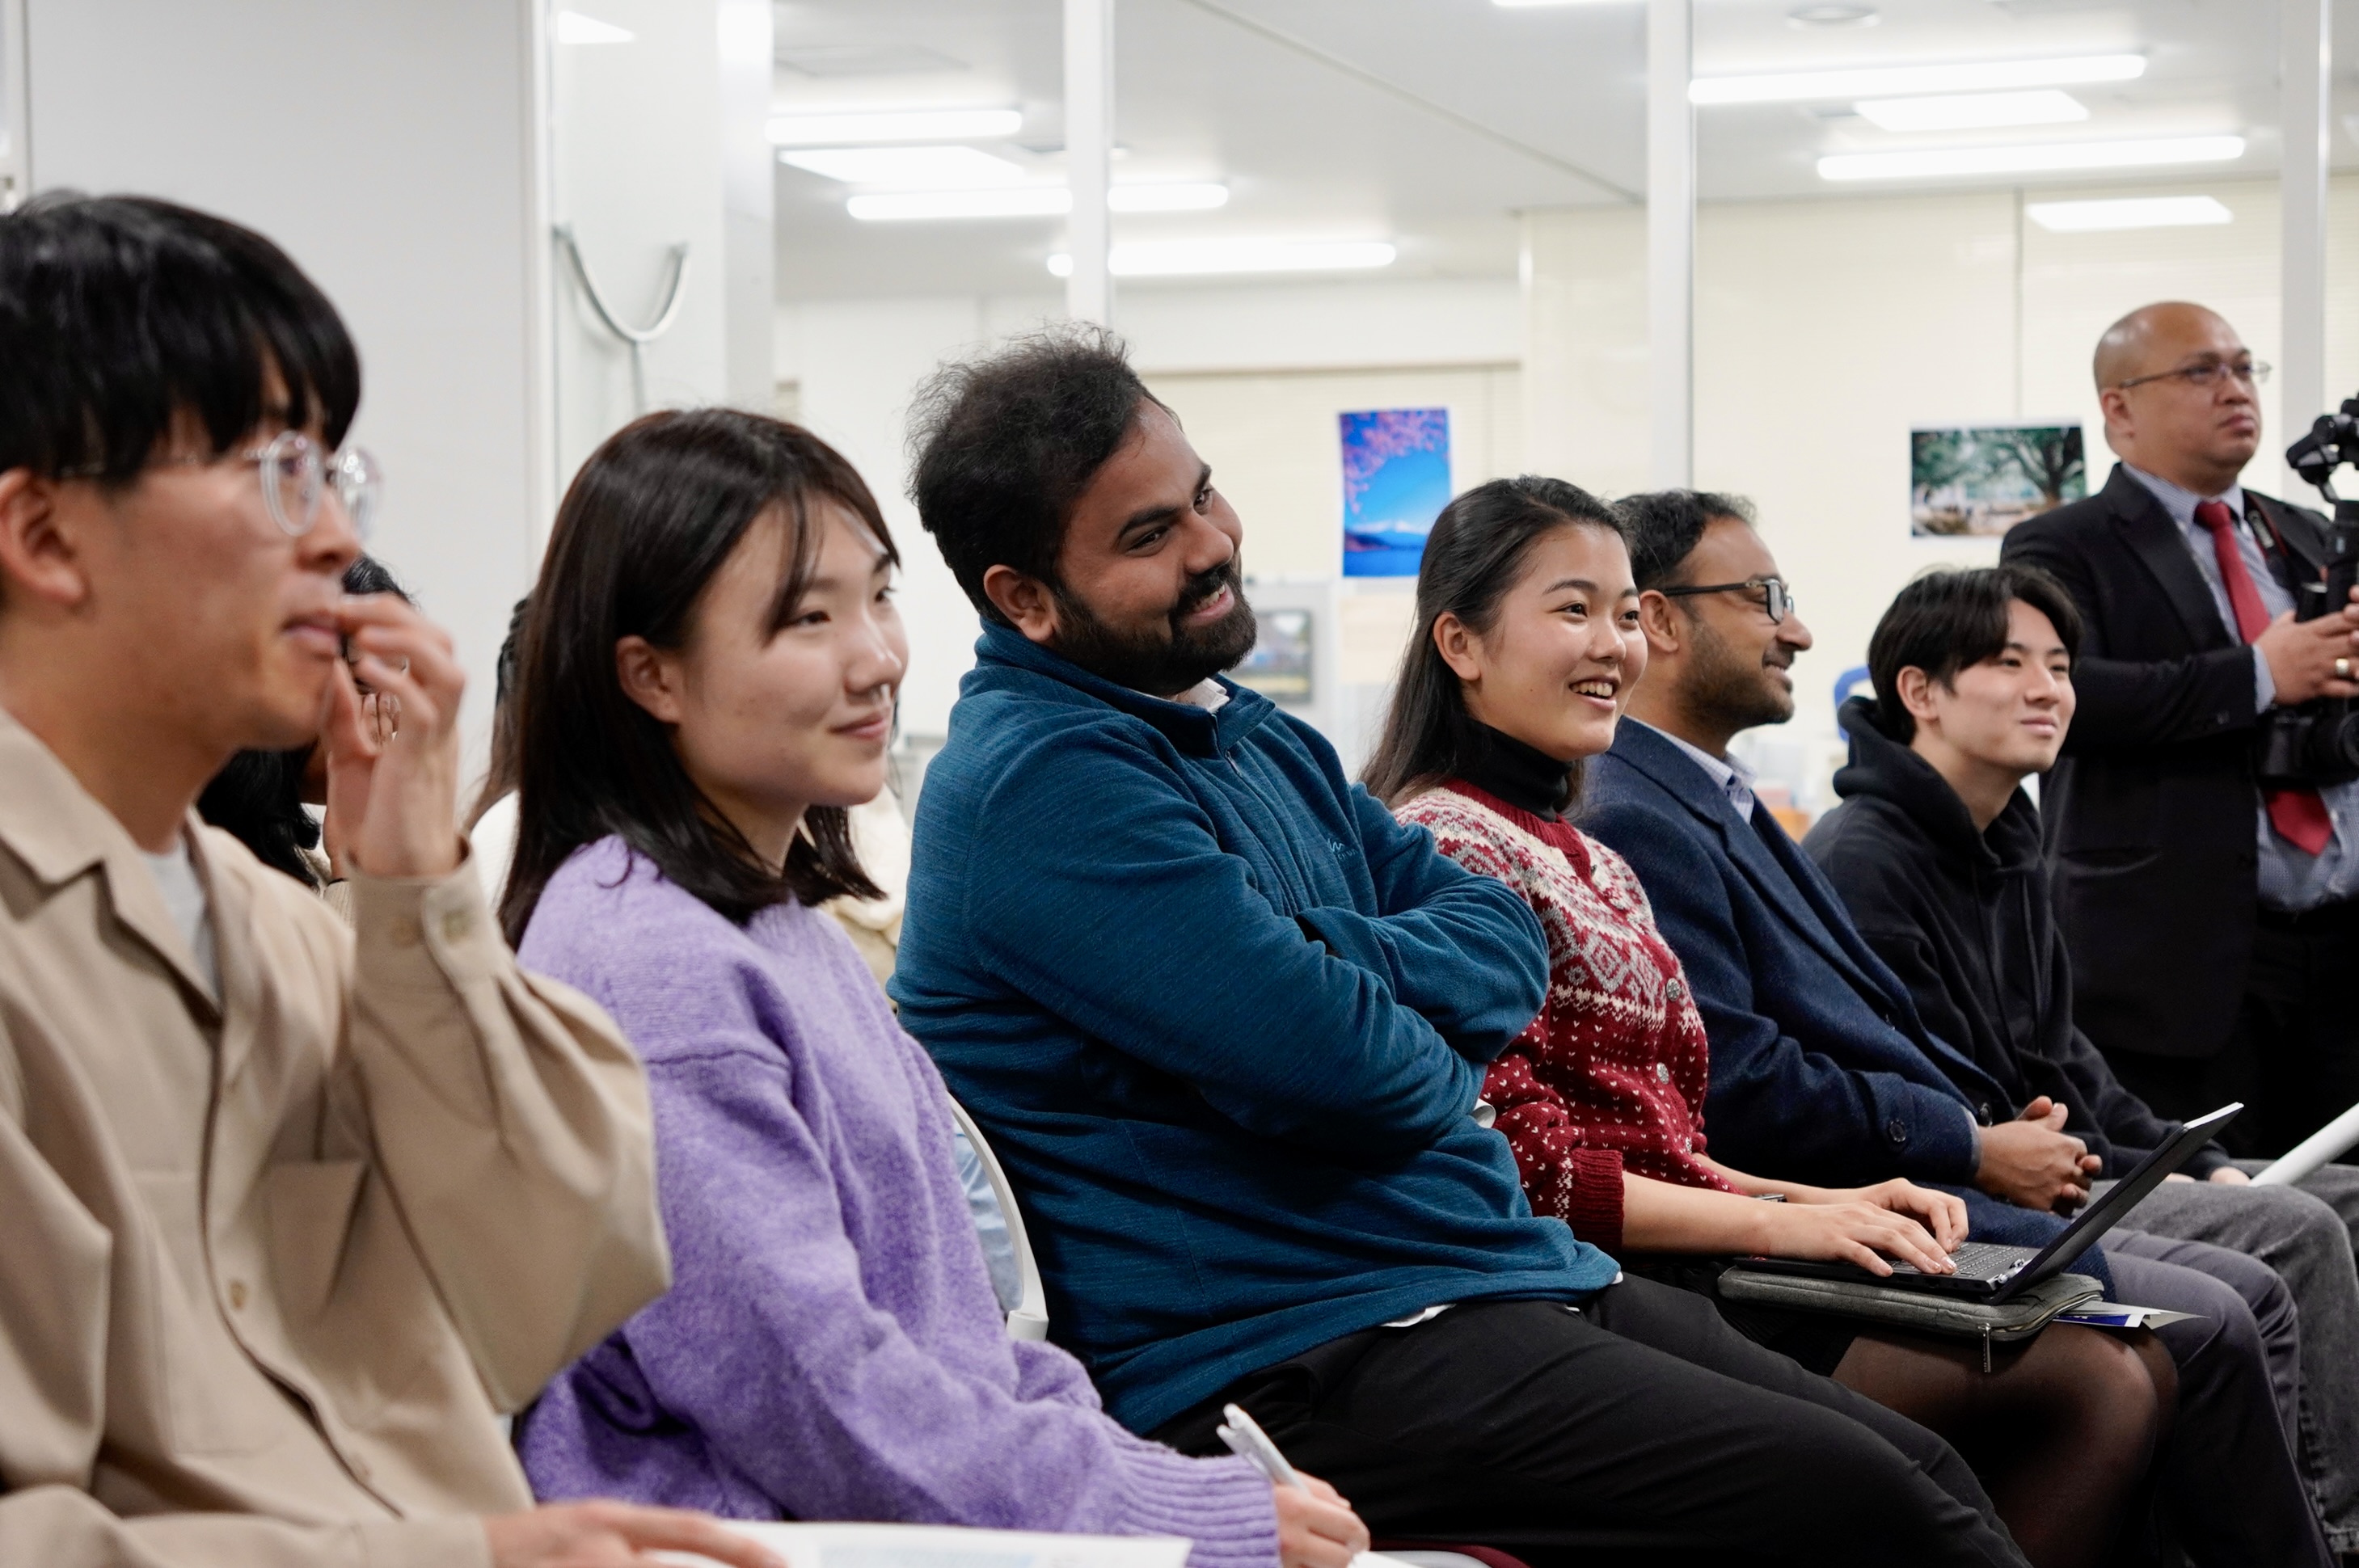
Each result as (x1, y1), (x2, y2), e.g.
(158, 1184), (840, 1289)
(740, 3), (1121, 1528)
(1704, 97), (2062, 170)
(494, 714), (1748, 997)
(973, 621), (1276, 759)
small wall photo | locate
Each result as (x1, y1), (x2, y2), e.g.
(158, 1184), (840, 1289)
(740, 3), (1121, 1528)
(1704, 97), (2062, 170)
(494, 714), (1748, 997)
(1340, 407), (1452, 575)
(1910, 421), (2087, 537)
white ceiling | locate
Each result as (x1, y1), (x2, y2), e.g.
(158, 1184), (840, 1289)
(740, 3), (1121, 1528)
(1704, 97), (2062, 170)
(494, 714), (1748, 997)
(768, 0), (2359, 299)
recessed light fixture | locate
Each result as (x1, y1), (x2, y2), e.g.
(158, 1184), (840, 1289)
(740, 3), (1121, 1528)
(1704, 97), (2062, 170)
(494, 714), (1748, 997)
(1490, 0), (1639, 8)
(1788, 5), (1878, 26)
(555, 11), (634, 45)
(1818, 133), (2243, 181)
(778, 145), (1027, 187)
(1693, 53), (2143, 106)
(1855, 90), (2088, 133)
(1048, 239), (1396, 278)
(847, 183), (1230, 221)
(766, 108), (1023, 147)
(2025, 196), (2234, 232)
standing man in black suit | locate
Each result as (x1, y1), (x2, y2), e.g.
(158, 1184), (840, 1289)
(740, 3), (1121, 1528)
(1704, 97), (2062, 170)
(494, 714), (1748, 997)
(2002, 301), (2359, 1156)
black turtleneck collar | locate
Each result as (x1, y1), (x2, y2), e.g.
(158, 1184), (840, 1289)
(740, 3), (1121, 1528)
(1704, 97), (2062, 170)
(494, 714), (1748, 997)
(1460, 722), (1576, 820)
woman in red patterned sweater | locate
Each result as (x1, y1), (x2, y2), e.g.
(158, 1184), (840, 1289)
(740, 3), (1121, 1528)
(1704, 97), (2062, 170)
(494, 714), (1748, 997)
(1364, 477), (2170, 1568)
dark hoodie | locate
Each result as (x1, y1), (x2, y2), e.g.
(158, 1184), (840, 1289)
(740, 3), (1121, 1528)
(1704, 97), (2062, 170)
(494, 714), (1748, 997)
(1804, 696), (2230, 1181)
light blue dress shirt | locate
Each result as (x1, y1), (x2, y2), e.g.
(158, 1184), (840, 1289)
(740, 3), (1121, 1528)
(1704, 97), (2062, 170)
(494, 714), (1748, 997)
(2123, 464), (2359, 911)
(1631, 718), (1759, 820)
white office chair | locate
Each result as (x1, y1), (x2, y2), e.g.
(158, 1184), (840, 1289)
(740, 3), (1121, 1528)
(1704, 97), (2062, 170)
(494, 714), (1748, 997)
(943, 1099), (1520, 1568)
(944, 1095), (1051, 1342)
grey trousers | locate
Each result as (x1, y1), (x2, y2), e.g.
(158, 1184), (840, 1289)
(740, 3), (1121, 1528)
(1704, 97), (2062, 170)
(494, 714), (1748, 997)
(2103, 1161), (2359, 1553)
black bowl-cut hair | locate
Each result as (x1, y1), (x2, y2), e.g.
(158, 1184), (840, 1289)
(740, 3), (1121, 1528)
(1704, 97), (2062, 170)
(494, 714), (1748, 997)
(1616, 488), (1758, 592)
(1867, 565), (2084, 741)
(906, 323), (1167, 626)
(0, 193), (361, 486)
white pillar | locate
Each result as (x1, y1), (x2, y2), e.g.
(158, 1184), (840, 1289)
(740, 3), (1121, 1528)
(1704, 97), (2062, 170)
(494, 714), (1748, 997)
(2281, 0), (2331, 486)
(1646, 0), (1693, 489)
(718, 0), (776, 410)
(1063, 0), (1113, 327)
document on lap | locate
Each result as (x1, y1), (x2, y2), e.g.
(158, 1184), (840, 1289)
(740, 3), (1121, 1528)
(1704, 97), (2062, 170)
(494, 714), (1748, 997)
(654, 1523), (1192, 1568)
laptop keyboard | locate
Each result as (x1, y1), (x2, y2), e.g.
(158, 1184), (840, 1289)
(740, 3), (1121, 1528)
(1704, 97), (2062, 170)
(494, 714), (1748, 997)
(1886, 1241), (2030, 1279)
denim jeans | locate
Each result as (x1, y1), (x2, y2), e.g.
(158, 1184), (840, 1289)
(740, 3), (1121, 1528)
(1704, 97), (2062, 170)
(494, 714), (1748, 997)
(2102, 1161), (2359, 1553)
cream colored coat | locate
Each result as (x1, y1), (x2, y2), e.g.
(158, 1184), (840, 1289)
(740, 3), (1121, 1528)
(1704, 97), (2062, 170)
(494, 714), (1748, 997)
(0, 712), (669, 1568)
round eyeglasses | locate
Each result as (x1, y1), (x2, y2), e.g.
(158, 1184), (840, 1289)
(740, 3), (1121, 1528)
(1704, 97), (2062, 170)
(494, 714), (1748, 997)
(62, 430), (382, 542)
(247, 430), (382, 541)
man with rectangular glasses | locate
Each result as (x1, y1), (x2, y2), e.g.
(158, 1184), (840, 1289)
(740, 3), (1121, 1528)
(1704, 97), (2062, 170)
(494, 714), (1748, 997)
(2002, 302), (2359, 1159)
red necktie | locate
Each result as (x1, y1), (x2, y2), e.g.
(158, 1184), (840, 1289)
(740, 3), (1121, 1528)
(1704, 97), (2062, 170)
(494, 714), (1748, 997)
(2195, 499), (2333, 854)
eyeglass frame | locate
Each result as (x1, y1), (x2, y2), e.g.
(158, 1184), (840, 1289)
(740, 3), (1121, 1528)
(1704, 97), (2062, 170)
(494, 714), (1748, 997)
(58, 428), (381, 542)
(1656, 574), (1796, 625)
(2112, 356), (2272, 394)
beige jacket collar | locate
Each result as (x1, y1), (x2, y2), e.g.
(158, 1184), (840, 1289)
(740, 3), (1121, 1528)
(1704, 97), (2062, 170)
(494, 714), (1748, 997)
(0, 706), (225, 1014)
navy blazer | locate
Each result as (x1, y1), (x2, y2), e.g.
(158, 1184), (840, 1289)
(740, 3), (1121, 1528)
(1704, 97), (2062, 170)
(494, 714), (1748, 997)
(1581, 723), (2103, 1272)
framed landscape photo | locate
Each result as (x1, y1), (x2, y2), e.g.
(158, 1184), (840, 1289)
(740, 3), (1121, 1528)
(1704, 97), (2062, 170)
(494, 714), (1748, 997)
(1233, 606), (1313, 704)
(1910, 421), (2087, 537)
(1340, 407), (1451, 575)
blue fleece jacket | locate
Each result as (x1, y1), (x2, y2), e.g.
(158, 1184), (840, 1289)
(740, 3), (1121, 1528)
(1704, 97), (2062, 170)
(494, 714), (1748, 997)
(893, 625), (1614, 1435)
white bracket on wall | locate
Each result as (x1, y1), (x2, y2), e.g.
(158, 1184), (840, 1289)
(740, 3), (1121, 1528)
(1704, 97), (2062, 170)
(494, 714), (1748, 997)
(553, 223), (691, 415)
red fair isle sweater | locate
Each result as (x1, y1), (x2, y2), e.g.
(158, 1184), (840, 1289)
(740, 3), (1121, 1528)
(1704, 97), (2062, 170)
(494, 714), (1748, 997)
(1395, 781), (1738, 1251)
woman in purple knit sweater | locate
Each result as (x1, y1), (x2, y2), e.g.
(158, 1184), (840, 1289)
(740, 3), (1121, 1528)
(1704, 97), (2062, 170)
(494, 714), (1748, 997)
(497, 408), (1366, 1568)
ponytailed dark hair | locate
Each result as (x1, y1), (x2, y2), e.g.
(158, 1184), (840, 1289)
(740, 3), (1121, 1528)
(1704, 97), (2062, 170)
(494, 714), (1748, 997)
(1362, 475), (1627, 806)
(500, 409), (897, 946)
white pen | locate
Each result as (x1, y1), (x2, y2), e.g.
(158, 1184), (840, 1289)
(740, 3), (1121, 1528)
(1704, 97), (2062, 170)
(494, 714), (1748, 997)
(1217, 1402), (1306, 1492)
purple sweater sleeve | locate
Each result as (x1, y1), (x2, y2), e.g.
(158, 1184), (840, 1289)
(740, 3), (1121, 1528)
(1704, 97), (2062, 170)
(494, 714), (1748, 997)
(613, 1029), (1276, 1568)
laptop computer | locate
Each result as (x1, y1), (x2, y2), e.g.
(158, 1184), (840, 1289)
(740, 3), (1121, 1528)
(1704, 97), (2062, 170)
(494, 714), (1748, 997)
(1741, 1103), (2241, 1303)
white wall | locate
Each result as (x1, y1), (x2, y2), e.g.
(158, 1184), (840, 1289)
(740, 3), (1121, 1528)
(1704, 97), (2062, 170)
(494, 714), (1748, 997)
(26, 0), (549, 775)
(551, 0), (776, 492)
(1525, 174), (2359, 811)
(779, 276), (1523, 738)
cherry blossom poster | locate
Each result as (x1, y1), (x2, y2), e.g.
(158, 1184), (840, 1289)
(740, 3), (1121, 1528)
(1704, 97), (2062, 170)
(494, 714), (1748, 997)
(1340, 407), (1451, 576)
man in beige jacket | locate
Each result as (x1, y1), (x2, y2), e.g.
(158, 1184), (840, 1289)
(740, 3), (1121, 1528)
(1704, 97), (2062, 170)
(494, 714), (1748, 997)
(0, 196), (779, 1568)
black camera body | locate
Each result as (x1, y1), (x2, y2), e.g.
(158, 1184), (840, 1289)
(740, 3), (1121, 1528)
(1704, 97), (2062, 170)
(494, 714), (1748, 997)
(2262, 401), (2359, 786)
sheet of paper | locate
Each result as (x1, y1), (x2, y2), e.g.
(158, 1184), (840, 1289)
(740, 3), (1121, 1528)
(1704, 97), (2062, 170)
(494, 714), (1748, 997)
(658, 1522), (1191, 1568)
(2054, 1303), (2201, 1330)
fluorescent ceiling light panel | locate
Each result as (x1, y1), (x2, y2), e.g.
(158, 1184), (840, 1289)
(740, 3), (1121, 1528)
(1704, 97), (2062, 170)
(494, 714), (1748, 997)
(1694, 53), (2142, 105)
(850, 188), (1070, 220)
(1491, 0), (1639, 7)
(1109, 183), (1230, 213)
(846, 183), (1228, 221)
(1819, 134), (2243, 181)
(778, 145), (1026, 187)
(555, 11), (634, 44)
(766, 109), (1023, 146)
(1855, 90), (2087, 132)
(1048, 240), (1396, 278)
(2024, 196), (2234, 232)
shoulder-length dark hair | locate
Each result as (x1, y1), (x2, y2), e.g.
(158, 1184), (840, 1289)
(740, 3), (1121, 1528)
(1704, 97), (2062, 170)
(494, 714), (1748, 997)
(1362, 475), (1627, 807)
(500, 408), (898, 946)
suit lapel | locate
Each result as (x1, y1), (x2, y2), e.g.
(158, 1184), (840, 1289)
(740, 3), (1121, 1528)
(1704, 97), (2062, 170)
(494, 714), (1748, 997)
(1615, 725), (1891, 994)
(1614, 725), (2002, 1101)
(2105, 466), (2236, 651)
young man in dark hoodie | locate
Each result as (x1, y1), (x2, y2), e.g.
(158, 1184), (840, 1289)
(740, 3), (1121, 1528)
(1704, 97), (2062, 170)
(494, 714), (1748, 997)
(1806, 564), (2359, 1554)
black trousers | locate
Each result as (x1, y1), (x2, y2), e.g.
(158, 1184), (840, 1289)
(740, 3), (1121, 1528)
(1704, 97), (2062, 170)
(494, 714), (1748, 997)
(2109, 900), (2359, 1157)
(1153, 1286), (2026, 1568)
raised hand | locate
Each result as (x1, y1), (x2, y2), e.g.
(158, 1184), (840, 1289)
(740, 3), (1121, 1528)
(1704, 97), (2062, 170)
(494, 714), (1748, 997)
(320, 592), (466, 880)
